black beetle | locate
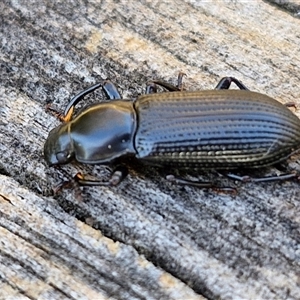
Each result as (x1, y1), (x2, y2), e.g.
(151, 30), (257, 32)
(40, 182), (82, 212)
(44, 75), (300, 188)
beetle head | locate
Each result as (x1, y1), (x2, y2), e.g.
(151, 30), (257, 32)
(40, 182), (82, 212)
(44, 124), (74, 166)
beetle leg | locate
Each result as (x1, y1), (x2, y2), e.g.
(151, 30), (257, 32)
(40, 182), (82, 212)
(51, 166), (83, 200)
(147, 80), (180, 92)
(176, 72), (186, 91)
(166, 174), (213, 188)
(166, 175), (236, 193)
(46, 104), (68, 122)
(145, 82), (158, 94)
(62, 80), (122, 122)
(225, 172), (298, 182)
(215, 77), (249, 90)
(63, 83), (102, 121)
(284, 101), (297, 110)
(74, 166), (128, 186)
(146, 72), (187, 92)
(102, 80), (122, 100)
(52, 179), (83, 201)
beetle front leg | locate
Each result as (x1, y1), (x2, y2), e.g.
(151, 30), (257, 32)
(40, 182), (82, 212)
(45, 104), (67, 122)
(47, 80), (122, 123)
(63, 83), (103, 121)
(215, 77), (249, 90)
(102, 80), (122, 100)
(46, 83), (104, 122)
(74, 165), (128, 186)
(62, 80), (122, 122)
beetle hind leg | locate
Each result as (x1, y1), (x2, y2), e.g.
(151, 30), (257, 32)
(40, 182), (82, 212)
(166, 174), (212, 188)
(165, 174), (237, 194)
(225, 171), (299, 183)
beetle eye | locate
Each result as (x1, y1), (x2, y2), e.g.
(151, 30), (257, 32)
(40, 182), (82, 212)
(56, 151), (70, 163)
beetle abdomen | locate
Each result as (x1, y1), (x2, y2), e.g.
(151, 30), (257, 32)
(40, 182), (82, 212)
(134, 90), (300, 169)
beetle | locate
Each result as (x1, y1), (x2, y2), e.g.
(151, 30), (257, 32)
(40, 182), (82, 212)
(44, 75), (300, 188)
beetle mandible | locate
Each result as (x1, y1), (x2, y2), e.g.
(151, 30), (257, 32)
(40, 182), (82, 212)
(44, 75), (300, 188)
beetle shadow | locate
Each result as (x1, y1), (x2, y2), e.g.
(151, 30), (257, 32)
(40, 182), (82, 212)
(114, 156), (230, 190)
(117, 157), (299, 190)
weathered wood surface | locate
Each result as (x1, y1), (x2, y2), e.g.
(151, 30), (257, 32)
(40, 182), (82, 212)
(1, 1), (300, 299)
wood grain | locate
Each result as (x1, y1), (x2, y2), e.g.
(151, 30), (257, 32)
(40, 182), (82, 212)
(0, 1), (300, 299)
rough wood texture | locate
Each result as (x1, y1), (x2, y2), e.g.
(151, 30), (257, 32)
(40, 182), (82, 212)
(1, 1), (300, 299)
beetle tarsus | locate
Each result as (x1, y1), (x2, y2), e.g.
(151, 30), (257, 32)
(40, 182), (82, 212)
(51, 167), (83, 200)
(284, 101), (297, 110)
(52, 180), (72, 194)
(166, 174), (213, 188)
(46, 104), (67, 122)
(212, 187), (237, 195)
(52, 178), (82, 200)
(226, 172), (299, 183)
